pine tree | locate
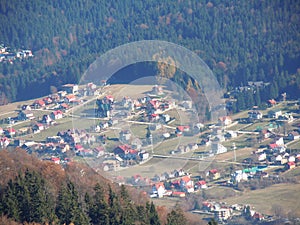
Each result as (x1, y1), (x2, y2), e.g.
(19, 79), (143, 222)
(208, 218), (218, 225)
(56, 181), (89, 225)
(108, 186), (120, 225)
(254, 88), (261, 106)
(148, 202), (160, 225)
(119, 185), (137, 225)
(166, 207), (187, 225)
(86, 183), (109, 225)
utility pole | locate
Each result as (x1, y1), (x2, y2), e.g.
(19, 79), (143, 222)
(232, 142), (237, 162)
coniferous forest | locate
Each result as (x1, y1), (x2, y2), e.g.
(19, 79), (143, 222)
(0, 0), (299, 107)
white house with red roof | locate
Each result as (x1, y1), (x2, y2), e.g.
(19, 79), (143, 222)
(180, 175), (194, 193)
(208, 169), (220, 180)
(62, 84), (78, 94)
(51, 157), (60, 164)
(286, 161), (296, 170)
(94, 146), (105, 158)
(218, 116), (232, 126)
(114, 145), (138, 160)
(50, 110), (63, 120)
(152, 182), (166, 198)
(196, 180), (207, 189)
(64, 94), (76, 103)
(176, 125), (190, 136)
(33, 99), (46, 108)
(105, 95), (114, 103)
(33, 123), (44, 132)
(0, 127), (3, 135)
(0, 137), (10, 148)
(5, 128), (16, 137)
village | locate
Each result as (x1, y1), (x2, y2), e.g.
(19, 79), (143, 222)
(0, 43), (33, 63)
(0, 82), (300, 224)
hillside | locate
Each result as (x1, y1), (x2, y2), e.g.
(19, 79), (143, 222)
(0, 148), (190, 225)
(0, 0), (299, 105)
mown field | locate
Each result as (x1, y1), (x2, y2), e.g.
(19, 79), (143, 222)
(223, 181), (300, 217)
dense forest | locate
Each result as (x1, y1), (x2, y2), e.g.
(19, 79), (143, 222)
(0, 0), (299, 108)
(0, 148), (192, 225)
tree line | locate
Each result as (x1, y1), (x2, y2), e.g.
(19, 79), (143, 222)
(0, 169), (187, 225)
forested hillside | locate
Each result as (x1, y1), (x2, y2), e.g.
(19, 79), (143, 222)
(0, 0), (299, 104)
(0, 148), (190, 225)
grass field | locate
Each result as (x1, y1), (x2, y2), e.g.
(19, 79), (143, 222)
(223, 183), (300, 217)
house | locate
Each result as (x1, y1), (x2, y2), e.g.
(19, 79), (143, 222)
(288, 131), (300, 140)
(0, 137), (10, 148)
(176, 125), (190, 136)
(94, 146), (105, 158)
(286, 161), (296, 170)
(119, 130), (131, 142)
(139, 151), (149, 160)
(0, 127), (3, 135)
(214, 207), (232, 221)
(43, 97), (53, 105)
(114, 145), (138, 160)
(46, 136), (64, 143)
(149, 123), (162, 131)
(275, 155), (288, 165)
(77, 149), (94, 157)
(18, 110), (34, 121)
(248, 111), (263, 120)
(64, 94), (76, 103)
(60, 103), (69, 110)
(177, 145), (191, 153)
(268, 99), (277, 106)
(5, 128), (16, 137)
(62, 84), (78, 94)
(86, 82), (97, 95)
(225, 131), (238, 139)
(152, 85), (164, 95)
(161, 114), (171, 123)
(149, 113), (160, 121)
(260, 129), (272, 139)
(33, 123), (44, 132)
(42, 115), (52, 124)
(288, 156), (296, 162)
(211, 142), (227, 154)
(218, 116), (232, 126)
(274, 137), (284, 146)
(104, 95), (114, 104)
(201, 138), (211, 146)
(268, 110), (282, 119)
(269, 143), (279, 150)
(188, 143), (198, 151)
(202, 202), (215, 212)
(180, 175), (194, 193)
(21, 105), (32, 111)
(252, 212), (264, 221)
(152, 182), (166, 198)
(278, 113), (294, 123)
(195, 180), (207, 189)
(258, 153), (266, 161)
(51, 157), (60, 164)
(33, 99), (46, 108)
(208, 169), (220, 180)
(232, 170), (248, 183)
(50, 110), (63, 120)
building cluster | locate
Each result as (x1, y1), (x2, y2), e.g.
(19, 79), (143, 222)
(201, 201), (265, 223)
(0, 44), (33, 63)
